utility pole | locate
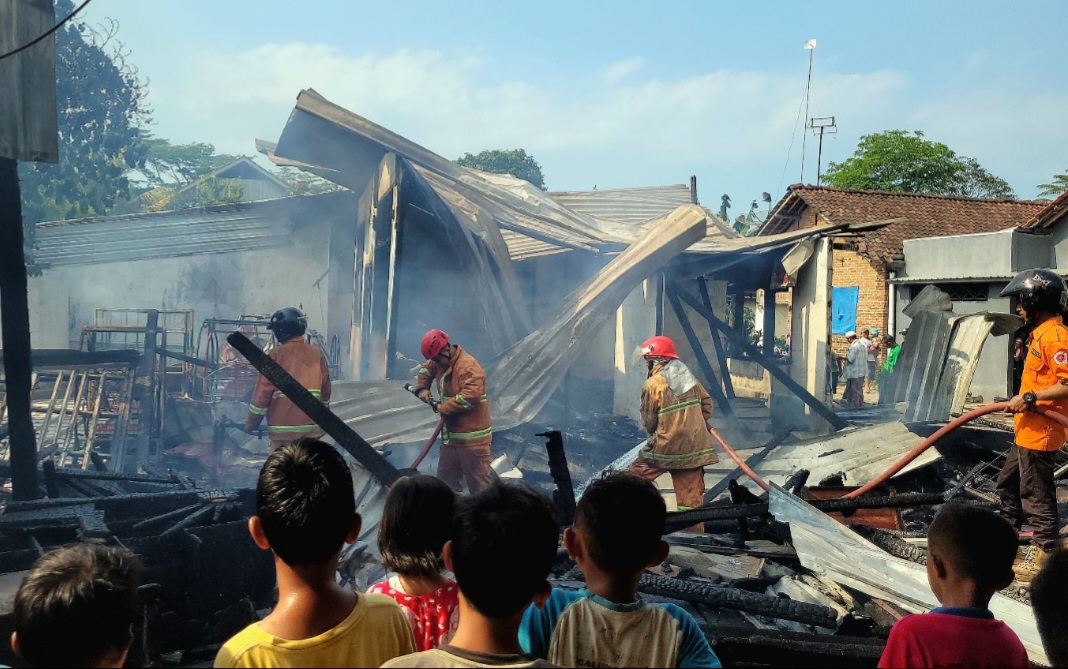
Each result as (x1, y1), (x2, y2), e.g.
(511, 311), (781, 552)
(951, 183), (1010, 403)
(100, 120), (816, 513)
(799, 39), (816, 184)
(808, 116), (837, 186)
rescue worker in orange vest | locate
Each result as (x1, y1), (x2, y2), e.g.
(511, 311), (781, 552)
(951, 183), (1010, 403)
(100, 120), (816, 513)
(629, 335), (719, 531)
(997, 269), (1068, 581)
(413, 329), (493, 493)
(245, 307), (332, 453)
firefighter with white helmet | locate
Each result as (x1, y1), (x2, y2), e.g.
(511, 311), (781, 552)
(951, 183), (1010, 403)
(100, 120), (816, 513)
(412, 329), (493, 493)
(628, 335), (719, 529)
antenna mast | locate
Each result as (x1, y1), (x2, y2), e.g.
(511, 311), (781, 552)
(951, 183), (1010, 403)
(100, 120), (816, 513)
(799, 39), (816, 184)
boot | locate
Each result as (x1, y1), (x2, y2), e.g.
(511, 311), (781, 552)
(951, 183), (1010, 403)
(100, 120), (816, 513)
(1013, 545), (1050, 582)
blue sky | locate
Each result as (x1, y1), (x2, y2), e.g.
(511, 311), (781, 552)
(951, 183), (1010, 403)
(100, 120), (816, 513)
(80, 0), (1068, 208)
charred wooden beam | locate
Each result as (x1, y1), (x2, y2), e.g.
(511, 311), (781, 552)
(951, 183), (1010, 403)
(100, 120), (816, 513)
(698, 278), (735, 399)
(666, 287), (733, 417)
(0, 156), (38, 500)
(538, 430), (576, 527)
(704, 625), (883, 668)
(638, 572), (838, 627)
(226, 331), (400, 487)
(158, 349), (217, 370)
(668, 280), (850, 431)
(666, 492), (951, 532)
(852, 525), (927, 565)
(132, 310), (159, 471)
(0, 348), (142, 370)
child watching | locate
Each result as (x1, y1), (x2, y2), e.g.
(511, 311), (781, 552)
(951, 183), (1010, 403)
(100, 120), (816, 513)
(215, 438), (415, 668)
(382, 482), (559, 668)
(369, 474), (460, 650)
(1031, 548), (1068, 667)
(878, 502), (1028, 668)
(520, 471), (720, 668)
(11, 543), (143, 668)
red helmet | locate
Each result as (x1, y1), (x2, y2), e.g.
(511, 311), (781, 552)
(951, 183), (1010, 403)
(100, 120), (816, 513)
(640, 335), (678, 360)
(421, 329), (450, 359)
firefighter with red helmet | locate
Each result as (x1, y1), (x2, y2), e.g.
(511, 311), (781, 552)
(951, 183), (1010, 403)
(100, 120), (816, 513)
(629, 335), (719, 529)
(412, 329), (493, 493)
(245, 307), (331, 453)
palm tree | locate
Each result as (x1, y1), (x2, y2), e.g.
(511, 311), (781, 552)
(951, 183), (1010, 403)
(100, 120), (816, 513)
(1037, 173), (1068, 199)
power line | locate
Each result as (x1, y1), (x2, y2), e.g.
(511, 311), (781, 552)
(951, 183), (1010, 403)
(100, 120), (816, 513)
(0, 0), (94, 62)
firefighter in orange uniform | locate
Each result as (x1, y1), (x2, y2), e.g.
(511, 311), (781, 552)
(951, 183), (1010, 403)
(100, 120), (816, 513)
(629, 335), (719, 530)
(997, 269), (1068, 581)
(413, 329), (493, 493)
(245, 307), (332, 453)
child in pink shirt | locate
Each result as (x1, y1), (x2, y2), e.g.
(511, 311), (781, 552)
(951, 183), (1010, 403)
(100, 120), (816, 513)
(368, 474), (460, 651)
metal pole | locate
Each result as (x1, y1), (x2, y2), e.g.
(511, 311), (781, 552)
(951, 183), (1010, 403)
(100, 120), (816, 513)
(800, 48), (814, 184)
(816, 127), (826, 186)
(0, 157), (39, 500)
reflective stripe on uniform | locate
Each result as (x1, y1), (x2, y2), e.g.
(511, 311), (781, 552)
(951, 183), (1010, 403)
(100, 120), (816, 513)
(444, 426), (493, 442)
(419, 367), (429, 375)
(657, 398), (701, 416)
(248, 404), (267, 415)
(455, 394), (473, 409)
(273, 389), (321, 398)
(644, 447), (718, 462)
(268, 424), (321, 434)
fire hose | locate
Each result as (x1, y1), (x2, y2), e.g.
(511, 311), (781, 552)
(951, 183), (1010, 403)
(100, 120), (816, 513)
(404, 383), (445, 470)
(707, 402), (1068, 500)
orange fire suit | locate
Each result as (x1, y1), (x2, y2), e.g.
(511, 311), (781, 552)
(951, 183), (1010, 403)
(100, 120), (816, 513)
(414, 345), (493, 493)
(997, 315), (1068, 552)
(630, 359), (719, 524)
(245, 338), (332, 452)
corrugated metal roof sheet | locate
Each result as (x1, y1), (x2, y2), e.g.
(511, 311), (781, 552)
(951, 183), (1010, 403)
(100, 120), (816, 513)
(34, 196), (334, 267)
(549, 185), (693, 225)
(498, 229), (569, 260)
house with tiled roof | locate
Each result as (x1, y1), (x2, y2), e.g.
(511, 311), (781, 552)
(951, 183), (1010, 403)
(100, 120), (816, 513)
(894, 189), (1068, 400)
(759, 185), (1047, 362)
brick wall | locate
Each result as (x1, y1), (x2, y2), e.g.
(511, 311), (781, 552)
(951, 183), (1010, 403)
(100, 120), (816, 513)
(830, 245), (889, 358)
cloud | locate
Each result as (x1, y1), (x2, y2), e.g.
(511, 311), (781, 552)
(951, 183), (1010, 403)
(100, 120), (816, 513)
(602, 57), (644, 86)
(146, 40), (1062, 200)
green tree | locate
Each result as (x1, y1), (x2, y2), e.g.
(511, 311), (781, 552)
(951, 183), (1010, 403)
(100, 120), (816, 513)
(823, 130), (1015, 199)
(1037, 173), (1068, 199)
(275, 166), (345, 197)
(139, 137), (238, 187)
(18, 3), (151, 272)
(455, 149), (545, 189)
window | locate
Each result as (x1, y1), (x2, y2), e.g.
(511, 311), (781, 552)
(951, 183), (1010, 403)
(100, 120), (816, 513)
(931, 283), (989, 302)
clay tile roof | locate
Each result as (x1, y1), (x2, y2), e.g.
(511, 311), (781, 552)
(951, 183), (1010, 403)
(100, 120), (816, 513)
(1024, 189), (1068, 229)
(760, 185), (1047, 268)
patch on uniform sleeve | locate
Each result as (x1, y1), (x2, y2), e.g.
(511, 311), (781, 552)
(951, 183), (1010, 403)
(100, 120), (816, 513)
(1054, 350), (1068, 366)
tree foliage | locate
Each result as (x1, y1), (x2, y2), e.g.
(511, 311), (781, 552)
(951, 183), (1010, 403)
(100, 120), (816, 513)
(455, 149), (546, 189)
(139, 137), (238, 187)
(275, 167), (345, 197)
(18, 1), (151, 271)
(1037, 173), (1068, 199)
(822, 130), (1015, 199)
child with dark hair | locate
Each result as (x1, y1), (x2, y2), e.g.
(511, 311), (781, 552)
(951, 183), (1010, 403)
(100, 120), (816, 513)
(520, 471), (720, 668)
(1031, 548), (1068, 667)
(382, 481), (559, 668)
(11, 543), (142, 668)
(215, 438), (415, 668)
(878, 502), (1028, 668)
(369, 474), (461, 651)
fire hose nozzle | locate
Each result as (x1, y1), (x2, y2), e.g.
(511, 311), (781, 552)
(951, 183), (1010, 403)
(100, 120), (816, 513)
(404, 383), (439, 412)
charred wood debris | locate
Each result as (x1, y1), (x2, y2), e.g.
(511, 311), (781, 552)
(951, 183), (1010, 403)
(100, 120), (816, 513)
(0, 341), (1060, 667)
